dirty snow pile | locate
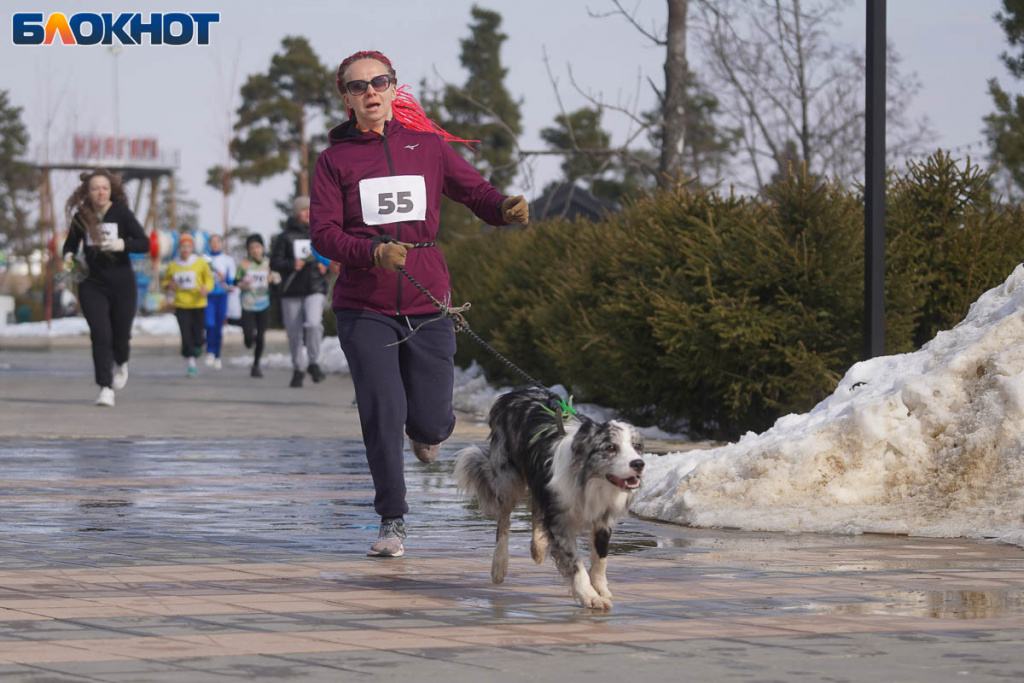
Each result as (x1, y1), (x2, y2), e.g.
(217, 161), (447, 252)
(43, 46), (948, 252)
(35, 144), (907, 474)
(1, 313), (239, 339)
(633, 265), (1024, 547)
(230, 337), (350, 375)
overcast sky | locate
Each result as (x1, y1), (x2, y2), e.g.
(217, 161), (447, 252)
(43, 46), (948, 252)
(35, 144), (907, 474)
(0, 0), (1009, 242)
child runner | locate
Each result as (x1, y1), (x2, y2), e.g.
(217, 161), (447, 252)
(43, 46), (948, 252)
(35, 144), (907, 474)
(234, 234), (278, 377)
(204, 234), (236, 370)
(163, 233), (214, 377)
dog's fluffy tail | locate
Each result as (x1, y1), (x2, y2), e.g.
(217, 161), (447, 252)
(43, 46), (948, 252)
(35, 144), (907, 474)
(454, 444), (525, 519)
(455, 444), (526, 584)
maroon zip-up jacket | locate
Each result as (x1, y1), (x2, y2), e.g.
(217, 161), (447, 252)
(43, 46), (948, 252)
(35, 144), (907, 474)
(310, 118), (509, 316)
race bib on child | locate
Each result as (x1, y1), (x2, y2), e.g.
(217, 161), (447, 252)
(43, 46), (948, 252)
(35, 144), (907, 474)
(292, 239), (312, 260)
(249, 270), (268, 289)
(358, 175), (427, 226)
(85, 222), (119, 247)
(173, 270), (197, 291)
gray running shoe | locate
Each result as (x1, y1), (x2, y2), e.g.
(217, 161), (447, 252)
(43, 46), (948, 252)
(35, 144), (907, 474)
(367, 518), (407, 557)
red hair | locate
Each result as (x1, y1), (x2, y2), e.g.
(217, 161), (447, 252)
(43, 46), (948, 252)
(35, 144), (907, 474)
(337, 50), (477, 149)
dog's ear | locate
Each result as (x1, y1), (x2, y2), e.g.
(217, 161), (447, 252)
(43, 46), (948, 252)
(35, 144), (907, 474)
(572, 414), (596, 436)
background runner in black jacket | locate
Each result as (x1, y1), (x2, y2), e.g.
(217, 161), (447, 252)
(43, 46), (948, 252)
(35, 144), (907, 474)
(270, 196), (329, 388)
(62, 169), (149, 407)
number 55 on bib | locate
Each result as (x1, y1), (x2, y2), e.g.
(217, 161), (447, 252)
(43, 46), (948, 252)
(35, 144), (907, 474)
(358, 175), (427, 226)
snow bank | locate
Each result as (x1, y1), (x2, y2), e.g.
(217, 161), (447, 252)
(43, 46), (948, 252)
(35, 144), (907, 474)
(1, 313), (239, 339)
(633, 265), (1024, 547)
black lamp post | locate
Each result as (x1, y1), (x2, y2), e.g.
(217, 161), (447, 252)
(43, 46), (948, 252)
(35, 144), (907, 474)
(865, 0), (886, 359)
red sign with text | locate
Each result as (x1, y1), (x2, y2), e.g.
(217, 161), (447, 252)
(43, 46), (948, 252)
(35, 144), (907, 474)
(73, 135), (160, 162)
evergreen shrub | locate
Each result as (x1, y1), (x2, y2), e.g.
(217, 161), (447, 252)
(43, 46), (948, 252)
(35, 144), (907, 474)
(445, 153), (1024, 438)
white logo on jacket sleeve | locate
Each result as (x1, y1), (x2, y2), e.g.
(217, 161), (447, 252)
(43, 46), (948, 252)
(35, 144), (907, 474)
(404, 144), (419, 150)
(358, 175), (427, 226)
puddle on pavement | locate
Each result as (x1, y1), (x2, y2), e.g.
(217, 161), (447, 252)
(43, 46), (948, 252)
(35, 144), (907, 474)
(817, 589), (1024, 619)
(0, 438), (692, 559)
(1, 436), (1020, 608)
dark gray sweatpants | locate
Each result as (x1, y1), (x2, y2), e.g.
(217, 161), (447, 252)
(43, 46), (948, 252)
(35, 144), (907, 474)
(335, 309), (457, 519)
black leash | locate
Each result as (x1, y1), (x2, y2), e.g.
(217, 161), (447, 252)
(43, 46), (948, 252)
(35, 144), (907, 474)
(395, 263), (545, 390)
(379, 236), (581, 429)
(377, 235), (544, 388)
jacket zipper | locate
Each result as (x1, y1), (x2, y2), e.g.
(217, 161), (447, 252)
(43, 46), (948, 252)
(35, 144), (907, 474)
(381, 128), (402, 315)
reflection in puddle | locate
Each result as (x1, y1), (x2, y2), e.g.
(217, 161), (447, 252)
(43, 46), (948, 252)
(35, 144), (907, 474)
(2, 438), (1019, 580)
(821, 589), (1024, 619)
(78, 499), (133, 509)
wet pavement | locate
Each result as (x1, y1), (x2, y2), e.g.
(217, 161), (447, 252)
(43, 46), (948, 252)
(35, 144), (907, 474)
(1, 346), (1024, 681)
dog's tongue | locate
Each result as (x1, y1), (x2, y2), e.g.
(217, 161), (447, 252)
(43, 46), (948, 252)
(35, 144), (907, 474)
(607, 475), (640, 491)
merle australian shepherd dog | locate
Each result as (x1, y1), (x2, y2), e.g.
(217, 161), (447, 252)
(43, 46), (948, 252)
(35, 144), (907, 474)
(455, 387), (645, 610)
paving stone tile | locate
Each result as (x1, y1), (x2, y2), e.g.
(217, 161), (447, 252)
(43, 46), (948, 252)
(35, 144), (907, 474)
(0, 428), (1020, 680)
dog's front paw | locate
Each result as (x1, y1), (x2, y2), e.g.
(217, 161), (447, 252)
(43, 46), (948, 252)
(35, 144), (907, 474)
(590, 572), (612, 599)
(579, 593), (613, 611)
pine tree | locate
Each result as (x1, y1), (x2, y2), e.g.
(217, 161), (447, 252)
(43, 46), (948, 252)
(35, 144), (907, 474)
(425, 6), (523, 242)
(442, 6), (522, 189)
(0, 90), (35, 257)
(540, 107), (612, 186)
(228, 37), (339, 197)
(985, 0), (1024, 195)
(541, 107), (632, 202)
(539, 74), (738, 202)
(540, 106), (654, 203)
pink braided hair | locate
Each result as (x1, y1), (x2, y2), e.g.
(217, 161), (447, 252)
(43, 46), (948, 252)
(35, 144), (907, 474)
(337, 50), (477, 149)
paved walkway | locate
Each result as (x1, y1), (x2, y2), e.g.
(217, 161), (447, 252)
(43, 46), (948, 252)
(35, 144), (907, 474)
(0, 345), (1023, 681)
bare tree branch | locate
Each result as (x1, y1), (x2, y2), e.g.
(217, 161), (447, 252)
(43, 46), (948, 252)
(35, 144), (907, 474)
(697, 0), (933, 186)
(567, 63), (652, 131)
(542, 46), (580, 152)
(588, 0), (667, 45)
(706, 7), (782, 163)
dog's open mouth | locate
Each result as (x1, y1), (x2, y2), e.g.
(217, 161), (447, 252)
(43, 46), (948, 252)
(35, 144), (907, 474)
(606, 474), (641, 491)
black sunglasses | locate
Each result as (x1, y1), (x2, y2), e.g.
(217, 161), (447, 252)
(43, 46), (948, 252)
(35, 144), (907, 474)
(343, 74), (393, 96)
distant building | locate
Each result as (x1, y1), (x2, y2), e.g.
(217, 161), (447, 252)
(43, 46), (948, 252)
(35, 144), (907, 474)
(529, 182), (619, 223)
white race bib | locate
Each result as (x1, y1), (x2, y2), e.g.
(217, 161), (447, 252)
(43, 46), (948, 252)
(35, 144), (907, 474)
(85, 222), (119, 247)
(358, 175), (427, 226)
(249, 271), (268, 289)
(174, 270), (197, 291)
(293, 239), (312, 260)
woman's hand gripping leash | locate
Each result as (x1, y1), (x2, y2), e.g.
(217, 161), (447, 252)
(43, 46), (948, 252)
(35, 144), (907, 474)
(372, 191), (541, 390)
(372, 235), (472, 346)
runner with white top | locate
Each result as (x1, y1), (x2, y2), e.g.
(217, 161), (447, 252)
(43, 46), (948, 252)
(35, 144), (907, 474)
(203, 234), (237, 370)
